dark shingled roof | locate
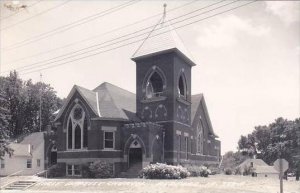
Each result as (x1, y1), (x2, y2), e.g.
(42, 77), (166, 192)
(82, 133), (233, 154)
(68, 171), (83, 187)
(55, 83), (217, 138)
(191, 94), (203, 123)
(93, 82), (139, 121)
(55, 82), (139, 121)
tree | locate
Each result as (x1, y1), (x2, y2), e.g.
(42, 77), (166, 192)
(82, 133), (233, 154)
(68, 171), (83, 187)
(0, 91), (13, 159)
(221, 151), (248, 171)
(0, 71), (63, 138)
(237, 117), (300, 171)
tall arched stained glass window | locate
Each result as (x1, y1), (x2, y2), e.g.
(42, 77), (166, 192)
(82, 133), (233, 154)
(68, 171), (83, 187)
(66, 104), (88, 149)
(197, 120), (204, 154)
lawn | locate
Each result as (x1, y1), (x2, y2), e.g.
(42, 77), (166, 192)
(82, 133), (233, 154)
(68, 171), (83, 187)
(7, 175), (298, 193)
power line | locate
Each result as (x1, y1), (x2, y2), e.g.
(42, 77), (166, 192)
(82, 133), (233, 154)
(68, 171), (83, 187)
(19, 0), (257, 75)
(5, 0), (198, 65)
(4, 0), (232, 73)
(1, 0), (140, 51)
(0, 0), (42, 20)
(4, 0), (229, 73)
(0, 0), (71, 31)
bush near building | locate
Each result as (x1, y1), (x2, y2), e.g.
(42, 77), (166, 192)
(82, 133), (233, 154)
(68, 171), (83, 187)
(140, 163), (189, 179)
(186, 165), (211, 177)
(224, 168), (233, 175)
(89, 161), (113, 178)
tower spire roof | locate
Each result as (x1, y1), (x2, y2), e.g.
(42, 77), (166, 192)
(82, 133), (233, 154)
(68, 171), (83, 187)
(131, 4), (196, 66)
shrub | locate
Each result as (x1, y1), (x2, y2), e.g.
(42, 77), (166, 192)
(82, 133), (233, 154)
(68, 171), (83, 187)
(208, 165), (221, 175)
(140, 163), (190, 179)
(89, 161), (113, 178)
(186, 165), (211, 177)
(234, 166), (242, 175)
(82, 163), (93, 178)
(242, 165), (254, 176)
(47, 164), (65, 178)
(224, 168), (233, 175)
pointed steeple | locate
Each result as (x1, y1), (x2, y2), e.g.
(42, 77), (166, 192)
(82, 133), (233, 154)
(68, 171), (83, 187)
(131, 4), (196, 66)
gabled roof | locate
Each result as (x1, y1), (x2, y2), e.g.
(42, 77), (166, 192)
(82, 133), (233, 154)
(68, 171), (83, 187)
(239, 159), (268, 168)
(20, 132), (44, 149)
(9, 132), (44, 157)
(55, 82), (139, 122)
(191, 94), (203, 122)
(255, 166), (279, 174)
(239, 159), (279, 174)
(191, 94), (218, 137)
(131, 18), (196, 66)
(9, 143), (31, 157)
(93, 82), (139, 121)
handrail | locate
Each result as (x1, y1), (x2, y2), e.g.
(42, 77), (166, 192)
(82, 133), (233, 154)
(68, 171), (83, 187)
(0, 170), (23, 189)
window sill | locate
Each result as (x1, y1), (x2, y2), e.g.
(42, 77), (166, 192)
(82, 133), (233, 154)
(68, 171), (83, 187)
(140, 96), (167, 103)
(103, 148), (115, 151)
(66, 148), (88, 151)
(176, 97), (191, 105)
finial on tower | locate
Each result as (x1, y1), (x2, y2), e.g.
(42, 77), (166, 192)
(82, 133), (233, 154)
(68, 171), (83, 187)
(162, 3), (167, 23)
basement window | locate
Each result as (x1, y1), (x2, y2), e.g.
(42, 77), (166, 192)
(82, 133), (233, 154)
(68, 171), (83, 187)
(66, 164), (81, 176)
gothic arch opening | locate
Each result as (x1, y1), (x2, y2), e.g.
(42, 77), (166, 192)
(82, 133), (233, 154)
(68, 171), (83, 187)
(66, 103), (89, 150)
(178, 73), (187, 98)
(144, 67), (166, 99)
(197, 120), (204, 154)
(50, 145), (57, 165)
(128, 140), (143, 169)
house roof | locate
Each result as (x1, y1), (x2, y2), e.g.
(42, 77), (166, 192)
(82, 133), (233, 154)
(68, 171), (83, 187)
(255, 166), (279, 174)
(9, 132), (44, 157)
(9, 143), (31, 157)
(239, 159), (269, 169)
(20, 132), (44, 149)
(55, 82), (139, 122)
(131, 18), (196, 66)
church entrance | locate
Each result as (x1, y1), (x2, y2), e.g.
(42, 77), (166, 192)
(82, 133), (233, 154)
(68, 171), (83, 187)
(49, 145), (57, 166)
(128, 140), (143, 171)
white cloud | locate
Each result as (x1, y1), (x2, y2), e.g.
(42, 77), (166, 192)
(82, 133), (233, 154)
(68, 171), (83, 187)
(196, 15), (269, 48)
(265, 1), (300, 24)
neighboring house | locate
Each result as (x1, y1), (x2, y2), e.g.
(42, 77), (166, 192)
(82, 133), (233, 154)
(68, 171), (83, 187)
(239, 159), (279, 177)
(53, 16), (221, 177)
(0, 132), (45, 176)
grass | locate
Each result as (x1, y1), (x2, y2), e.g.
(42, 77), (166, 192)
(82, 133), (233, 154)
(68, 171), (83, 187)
(23, 174), (300, 193)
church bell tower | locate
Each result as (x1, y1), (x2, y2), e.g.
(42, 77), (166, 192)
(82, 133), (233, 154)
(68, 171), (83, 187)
(131, 4), (196, 126)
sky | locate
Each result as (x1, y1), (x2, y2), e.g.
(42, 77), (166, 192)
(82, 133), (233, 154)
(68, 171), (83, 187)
(0, 0), (299, 153)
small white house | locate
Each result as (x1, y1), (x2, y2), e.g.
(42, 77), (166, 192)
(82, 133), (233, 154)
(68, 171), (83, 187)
(239, 158), (279, 178)
(0, 132), (44, 176)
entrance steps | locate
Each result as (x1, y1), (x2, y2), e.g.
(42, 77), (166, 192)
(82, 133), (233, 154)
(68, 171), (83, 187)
(4, 181), (36, 190)
(119, 163), (142, 178)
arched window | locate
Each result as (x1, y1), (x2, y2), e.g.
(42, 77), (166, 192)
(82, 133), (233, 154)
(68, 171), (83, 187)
(67, 104), (89, 150)
(83, 117), (88, 148)
(178, 73), (187, 99)
(197, 120), (204, 154)
(144, 67), (166, 99)
(74, 125), (81, 149)
(146, 72), (164, 98)
(68, 119), (72, 149)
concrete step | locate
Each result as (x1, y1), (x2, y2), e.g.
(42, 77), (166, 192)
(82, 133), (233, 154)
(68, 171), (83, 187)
(4, 180), (36, 190)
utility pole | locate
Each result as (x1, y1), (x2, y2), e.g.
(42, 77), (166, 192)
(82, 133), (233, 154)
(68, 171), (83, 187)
(39, 73), (43, 132)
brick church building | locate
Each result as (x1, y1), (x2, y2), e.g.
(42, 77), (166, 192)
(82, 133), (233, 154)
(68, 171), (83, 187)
(52, 14), (221, 177)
